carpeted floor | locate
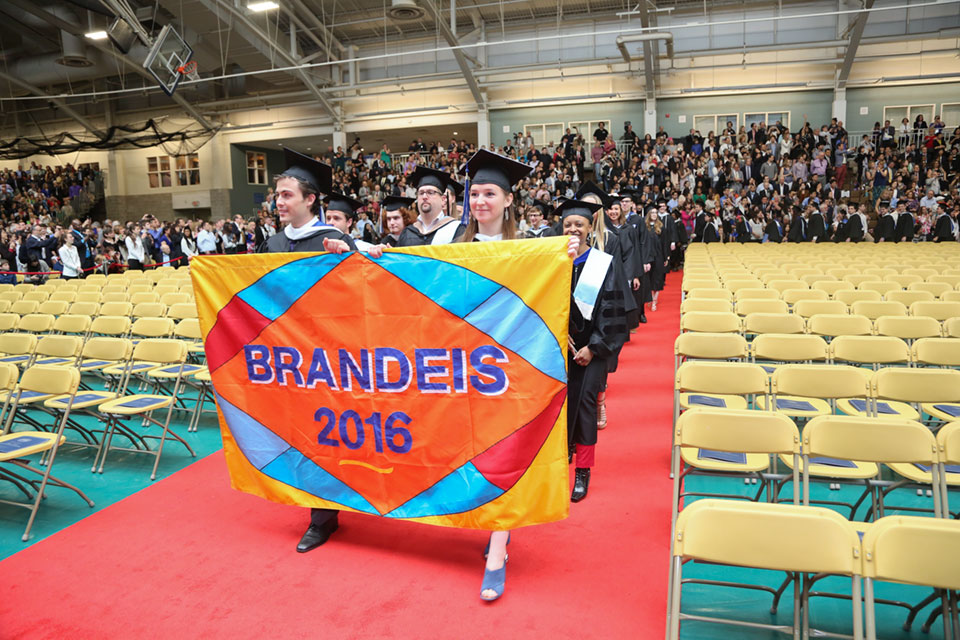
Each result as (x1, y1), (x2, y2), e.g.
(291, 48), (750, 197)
(0, 274), (679, 639)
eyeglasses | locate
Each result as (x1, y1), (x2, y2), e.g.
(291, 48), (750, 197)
(417, 189), (442, 198)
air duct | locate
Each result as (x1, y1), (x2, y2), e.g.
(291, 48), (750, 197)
(615, 33), (674, 63)
(388, 0), (425, 21)
(57, 30), (92, 67)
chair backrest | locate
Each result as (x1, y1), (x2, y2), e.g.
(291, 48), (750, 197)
(0, 362), (18, 391)
(676, 361), (769, 395)
(131, 291), (161, 305)
(160, 292), (190, 306)
(911, 338), (960, 367)
(166, 302), (198, 320)
(945, 317), (960, 339)
(673, 500), (862, 576)
(835, 289), (881, 305)
(887, 290), (935, 306)
(872, 367), (960, 404)
(674, 332), (748, 360)
(67, 301), (100, 316)
(681, 298), (731, 314)
(734, 288), (779, 301)
(851, 300), (907, 320)
(90, 315), (132, 336)
(130, 317), (175, 338)
(939, 422), (960, 466)
(830, 335), (910, 365)
(803, 415), (937, 466)
(0, 332), (38, 356)
(37, 300), (69, 316)
(35, 335), (83, 359)
(0, 291), (22, 304)
(52, 314), (93, 335)
(861, 516), (960, 590)
(101, 285), (127, 295)
(0, 300), (10, 314)
(173, 318), (202, 341)
(723, 279), (764, 294)
(909, 282), (952, 298)
(781, 289), (827, 306)
(155, 285), (179, 297)
(131, 338), (188, 364)
(100, 292), (129, 303)
(680, 311), (741, 334)
(99, 301), (133, 317)
(860, 281), (900, 297)
(132, 302), (167, 318)
(75, 292), (101, 303)
(16, 313), (55, 334)
(676, 408), (800, 455)
(772, 364), (870, 399)
(813, 281), (850, 296)
(864, 267), (897, 278)
(943, 291), (960, 303)
(127, 283), (153, 294)
(10, 300), (39, 315)
(686, 288), (733, 301)
(886, 274), (922, 288)
(18, 365), (80, 396)
(22, 291), (49, 303)
(0, 313), (19, 332)
(928, 274), (960, 287)
(81, 336), (133, 362)
(743, 312), (805, 335)
(903, 267), (939, 279)
(768, 280), (809, 295)
(910, 301), (960, 322)
(807, 314), (873, 338)
(751, 333), (828, 363)
(735, 299), (788, 316)
(793, 299), (848, 318)
(84, 274), (107, 285)
(874, 315), (942, 340)
(843, 274), (880, 288)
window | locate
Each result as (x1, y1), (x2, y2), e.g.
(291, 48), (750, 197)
(744, 112), (790, 130)
(692, 114), (739, 138)
(147, 154), (199, 188)
(175, 153), (200, 186)
(147, 156), (171, 188)
(246, 150), (267, 185)
(882, 104), (935, 128)
(522, 123), (565, 148)
(939, 103), (960, 128)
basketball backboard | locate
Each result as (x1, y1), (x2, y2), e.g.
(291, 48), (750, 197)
(143, 24), (194, 97)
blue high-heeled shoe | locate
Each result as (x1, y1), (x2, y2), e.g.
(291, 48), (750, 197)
(482, 532), (511, 558)
(480, 563), (506, 601)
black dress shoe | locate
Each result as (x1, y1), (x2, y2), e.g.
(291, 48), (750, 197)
(296, 517), (339, 553)
(639, 314), (648, 324)
(571, 468), (591, 503)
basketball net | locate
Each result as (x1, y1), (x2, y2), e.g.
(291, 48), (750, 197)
(176, 60), (199, 82)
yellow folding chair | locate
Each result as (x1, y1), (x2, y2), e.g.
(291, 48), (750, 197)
(762, 364), (871, 419)
(835, 289), (882, 305)
(0, 332), (39, 367)
(680, 298), (731, 314)
(794, 299), (848, 319)
(910, 301), (960, 322)
(945, 317), (960, 339)
(734, 288), (780, 301)
(870, 368), (960, 424)
(814, 281), (852, 297)
(667, 500), (864, 640)
(937, 423), (960, 520)
(743, 312), (806, 336)
(862, 517), (960, 640)
(0, 365), (91, 541)
(808, 314), (874, 339)
(99, 301), (133, 317)
(909, 282), (953, 299)
(830, 335), (910, 370)
(874, 315), (943, 341)
(16, 313), (55, 336)
(911, 338), (960, 368)
(679, 311), (740, 333)
(887, 290), (935, 307)
(10, 300), (39, 316)
(851, 301), (907, 320)
(94, 339), (196, 479)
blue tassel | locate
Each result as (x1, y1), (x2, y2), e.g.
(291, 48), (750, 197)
(460, 177), (471, 225)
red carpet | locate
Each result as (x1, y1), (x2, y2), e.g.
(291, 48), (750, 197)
(0, 274), (679, 639)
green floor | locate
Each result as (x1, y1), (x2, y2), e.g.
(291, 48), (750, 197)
(677, 472), (956, 639)
(0, 375), (224, 560)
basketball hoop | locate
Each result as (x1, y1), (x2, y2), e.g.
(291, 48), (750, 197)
(176, 60), (199, 82)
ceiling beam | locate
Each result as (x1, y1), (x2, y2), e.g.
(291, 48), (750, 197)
(4, 0), (215, 131)
(421, 0), (486, 108)
(0, 70), (104, 137)
(837, 0), (875, 89)
(198, 0), (342, 126)
(636, 1), (656, 100)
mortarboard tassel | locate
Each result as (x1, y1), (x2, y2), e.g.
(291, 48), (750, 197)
(460, 176), (471, 225)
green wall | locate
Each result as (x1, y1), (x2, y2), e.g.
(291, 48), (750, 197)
(489, 101), (645, 147)
(655, 90), (833, 138)
(844, 82), (960, 132)
(229, 144), (285, 216)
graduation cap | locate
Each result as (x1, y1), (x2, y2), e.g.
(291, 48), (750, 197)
(409, 166), (458, 193)
(575, 181), (613, 208)
(463, 149), (533, 191)
(619, 188), (642, 202)
(445, 179), (465, 197)
(381, 195), (415, 211)
(280, 148), (332, 194)
(555, 198), (604, 222)
(532, 200), (553, 216)
(325, 192), (365, 218)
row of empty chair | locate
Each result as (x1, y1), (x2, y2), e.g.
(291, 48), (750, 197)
(681, 310), (960, 339)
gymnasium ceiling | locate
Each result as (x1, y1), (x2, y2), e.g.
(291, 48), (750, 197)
(0, 0), (958, 136)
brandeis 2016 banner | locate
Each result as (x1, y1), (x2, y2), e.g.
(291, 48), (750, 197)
(192, 237), (571, 530)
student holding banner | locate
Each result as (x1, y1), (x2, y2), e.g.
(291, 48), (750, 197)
(257, 149), (356, 553)
(398, 166), (465, 246)
(378, 196), (416, 246)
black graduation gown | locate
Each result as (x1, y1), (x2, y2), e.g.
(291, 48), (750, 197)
(525, 225), (556, 238)
(671, 219), (687, 268)
(832, 220), (849, 243)
(568, 250), (627, 448)
(383, 233), (402, 247)
(933, 214), (957, 242)
(702, 221), (721, 243)
(894, 213), (915, 242)
(693, 212), (707, 242)
(735, 218), (750, 243)
(788, 217), (808, 243)
(808, 213), (827, 242)
(641, 223), (666, 291)
(596, 229), (637, 369)
(396, 219), (466, 246)
(875, 214), (895, 242)
(847, 214), (865, 243)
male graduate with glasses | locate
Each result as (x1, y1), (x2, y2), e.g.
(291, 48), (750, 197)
(397, 166), (465, 246)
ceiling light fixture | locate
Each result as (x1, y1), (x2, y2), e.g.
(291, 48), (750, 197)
(248, 1), (280, 12)
(84, 31), (108, 40)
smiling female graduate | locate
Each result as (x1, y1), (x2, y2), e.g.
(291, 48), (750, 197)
(557, 198), (627, 506)
(258, 149), (356, 554)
